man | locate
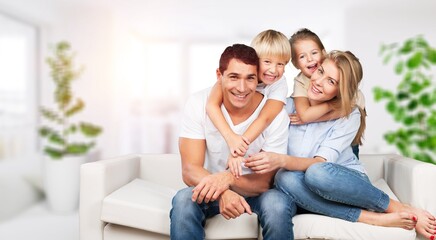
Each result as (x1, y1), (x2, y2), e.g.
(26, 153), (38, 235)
(170, 44), (293, 240)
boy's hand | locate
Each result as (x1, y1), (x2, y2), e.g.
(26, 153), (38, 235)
(224, 133), (250, 157)
(227, 155), (244, 178)
(289, 113), (303, 125)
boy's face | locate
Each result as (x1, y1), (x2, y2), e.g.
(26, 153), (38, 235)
(258, 56), (286, 85)
(294, 40), (324, 78)
(218, 58), (258, 110)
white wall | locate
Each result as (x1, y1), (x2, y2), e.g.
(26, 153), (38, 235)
(1, 0), (435, 159)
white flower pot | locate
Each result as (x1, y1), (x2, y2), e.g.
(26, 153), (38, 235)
(44, 155), (87, 214)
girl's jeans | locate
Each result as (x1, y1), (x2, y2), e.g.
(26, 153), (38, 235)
(170, 187), (295, 240)
(275, 162), (390, 222)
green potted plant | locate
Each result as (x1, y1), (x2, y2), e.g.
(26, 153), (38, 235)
(39, 41), (103, 213)
(373, 35), (436, 164)
(40, 41), (102, 159)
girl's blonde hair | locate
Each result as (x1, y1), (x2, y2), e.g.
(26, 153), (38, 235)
(327, 50), (366, 145)
(251, 29), (291, 63)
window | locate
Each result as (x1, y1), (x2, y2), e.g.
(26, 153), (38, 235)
(0, 13), (38, 161)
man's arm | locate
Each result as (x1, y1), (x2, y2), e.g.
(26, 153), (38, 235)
(179, 137), (210, 187)
(180, 137), (236, 203)
(230, 170), (275, 197)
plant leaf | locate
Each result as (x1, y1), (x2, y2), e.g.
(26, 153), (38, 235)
(79, 122), (103, 137)
(427, 48), (436, 64)
(406, 52), (423, 69)
(65, 98), (84, 117)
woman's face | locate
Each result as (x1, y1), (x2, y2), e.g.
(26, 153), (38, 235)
(307, 58), (340, 104)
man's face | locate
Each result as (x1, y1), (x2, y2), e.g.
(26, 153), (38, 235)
(217, 58), (258, 110)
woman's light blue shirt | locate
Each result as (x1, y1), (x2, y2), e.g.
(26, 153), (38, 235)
(286, 98), (366, 173)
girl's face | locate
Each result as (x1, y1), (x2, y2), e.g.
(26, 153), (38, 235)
(258, 56), (286, 85)
(307, 59), (339, 104)
(294, 39), (324, 78)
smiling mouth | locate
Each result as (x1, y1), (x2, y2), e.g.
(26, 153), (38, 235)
(310, 85), (322, 94)
(263, 74), (277, 82)
(307, 63), (318, 72)
(232, 92), (249, 100)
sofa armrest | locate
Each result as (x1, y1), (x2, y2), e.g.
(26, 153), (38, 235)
(79, 154), (141, 240)
(382, 154), (436, 215)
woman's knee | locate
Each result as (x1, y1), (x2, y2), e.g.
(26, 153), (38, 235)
(274, 170), (305, 195)
(305, 162), (336, 192)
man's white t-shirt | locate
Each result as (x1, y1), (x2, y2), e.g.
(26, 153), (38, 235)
(179, 87), (289, 175)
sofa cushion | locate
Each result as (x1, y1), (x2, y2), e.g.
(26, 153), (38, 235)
(101, 178), (259, 238)
(293, 214), (415, 240)
(293, 178), (414, 240)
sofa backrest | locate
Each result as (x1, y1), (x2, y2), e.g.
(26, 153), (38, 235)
(359, 154), (385, 182)
(139, 153), (185, 190)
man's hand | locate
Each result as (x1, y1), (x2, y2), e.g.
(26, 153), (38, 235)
(219, 190), (252, 220)
(191, 171), (234, 204)
(244, 152), (283, 174)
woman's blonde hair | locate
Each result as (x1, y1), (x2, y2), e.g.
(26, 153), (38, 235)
(251, 29), (291, 64)
(327, 50), (366, 145)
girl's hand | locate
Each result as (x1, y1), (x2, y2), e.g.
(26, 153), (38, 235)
(227, 155), (244, 178)
(289, 113), (303, 125)
(244, 152), (283, 174)
(225, 132), (250, 157)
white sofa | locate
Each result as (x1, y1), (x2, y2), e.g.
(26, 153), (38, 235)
(80, 154), (436, 240)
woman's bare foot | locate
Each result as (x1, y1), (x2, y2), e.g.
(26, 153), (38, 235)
(358, 210), (417, 230)
(403, 205), (436, 239)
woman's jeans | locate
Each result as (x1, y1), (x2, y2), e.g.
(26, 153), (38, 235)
(170, 187), (295, 240)
(275, 162), (391, 222)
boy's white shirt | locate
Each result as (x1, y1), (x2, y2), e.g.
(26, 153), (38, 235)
(256, 75), (288, 103)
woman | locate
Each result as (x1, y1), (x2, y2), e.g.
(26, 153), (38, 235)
(244, 50), (436, 240)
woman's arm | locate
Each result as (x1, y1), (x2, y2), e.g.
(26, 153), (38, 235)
(243, 99), (284, 142)
(206, 82), (249, 156)
(244, 151), (326, 173)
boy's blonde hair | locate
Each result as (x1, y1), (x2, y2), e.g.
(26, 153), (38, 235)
(251, 29), (291, 63)
(327, 50), (366, 145)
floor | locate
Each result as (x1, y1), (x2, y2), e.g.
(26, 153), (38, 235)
(0, 201), (79, 240)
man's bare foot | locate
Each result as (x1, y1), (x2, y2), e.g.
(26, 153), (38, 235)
(358, 210), (417, 230)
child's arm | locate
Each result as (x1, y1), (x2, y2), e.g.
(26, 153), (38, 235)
(206, 82), (250, 157)
(243, 99), (284, 143)
(293, 97), (344, 124)
(227, 155), (244, 178)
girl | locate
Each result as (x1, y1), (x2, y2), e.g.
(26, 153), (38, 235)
(289, 28), (366, 157)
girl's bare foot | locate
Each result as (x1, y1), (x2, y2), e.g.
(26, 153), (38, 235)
(358, 210), (417, 230)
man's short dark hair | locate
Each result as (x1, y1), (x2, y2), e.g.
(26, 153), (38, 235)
(219, 44), (259, 74)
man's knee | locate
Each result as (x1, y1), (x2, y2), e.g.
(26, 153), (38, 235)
(171, 187), (195, 214)
(258, 189), (290, 213)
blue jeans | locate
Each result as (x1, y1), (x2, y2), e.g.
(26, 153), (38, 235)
(170, 187), (295, 240)
(275, 162), (390, 222)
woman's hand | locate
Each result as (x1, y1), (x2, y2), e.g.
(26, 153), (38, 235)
(244, 152), (283, 174)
